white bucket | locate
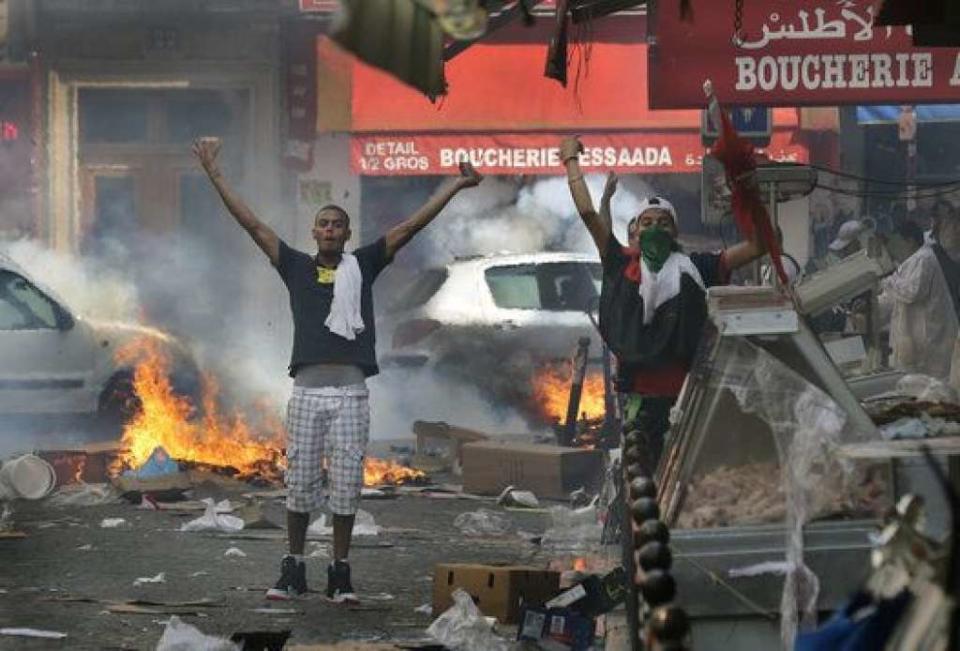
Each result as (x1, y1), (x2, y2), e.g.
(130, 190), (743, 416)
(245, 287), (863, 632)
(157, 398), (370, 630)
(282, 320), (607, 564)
(0, 454), (57, 500)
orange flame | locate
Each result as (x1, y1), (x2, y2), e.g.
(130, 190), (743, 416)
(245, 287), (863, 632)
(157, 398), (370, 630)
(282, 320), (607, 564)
(531, 365), (606, 422)
(114, 338), (283, 474)
(572, 557), (588, 572)
(363, 457), (425, 487)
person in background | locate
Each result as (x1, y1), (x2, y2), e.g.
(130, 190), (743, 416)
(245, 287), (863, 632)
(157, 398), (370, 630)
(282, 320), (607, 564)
(886, 221), (925, 265)
(880, 202), (960, 383)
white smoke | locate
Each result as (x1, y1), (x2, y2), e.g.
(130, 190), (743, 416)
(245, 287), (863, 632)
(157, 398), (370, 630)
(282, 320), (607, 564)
(420, 173), (653, 261)
(3, 239), (140, 322)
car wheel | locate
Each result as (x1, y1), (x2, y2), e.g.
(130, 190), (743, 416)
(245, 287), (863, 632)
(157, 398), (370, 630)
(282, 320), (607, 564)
(96, 372), (142, 437)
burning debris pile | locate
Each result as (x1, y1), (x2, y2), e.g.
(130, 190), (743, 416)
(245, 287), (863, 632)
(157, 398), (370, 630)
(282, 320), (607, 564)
(106, 337), (425, 488)
(531, 365), (615, 448)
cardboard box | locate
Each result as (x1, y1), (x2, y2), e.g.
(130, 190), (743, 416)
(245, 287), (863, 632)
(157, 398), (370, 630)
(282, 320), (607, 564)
(461, 441), (603, 499)
(433, 563), (560, 624)
(413, 420), (488, 466)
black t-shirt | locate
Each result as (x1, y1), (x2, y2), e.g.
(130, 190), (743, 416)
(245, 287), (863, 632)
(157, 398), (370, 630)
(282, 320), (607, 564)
(276, 238), (391, 378)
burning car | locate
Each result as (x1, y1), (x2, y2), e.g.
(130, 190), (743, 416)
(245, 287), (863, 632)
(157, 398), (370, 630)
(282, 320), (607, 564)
(0, 252), (200, 436)
(383, 252), (605, 419)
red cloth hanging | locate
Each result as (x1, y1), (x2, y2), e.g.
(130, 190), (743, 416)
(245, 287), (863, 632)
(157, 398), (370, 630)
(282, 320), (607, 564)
(710, 108), (788, 285)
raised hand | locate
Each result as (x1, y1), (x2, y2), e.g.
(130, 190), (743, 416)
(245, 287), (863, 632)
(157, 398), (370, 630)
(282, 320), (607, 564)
(192, 137), (222, 176)
(602, 171), (619, 200)
(457, 161), (483, 189)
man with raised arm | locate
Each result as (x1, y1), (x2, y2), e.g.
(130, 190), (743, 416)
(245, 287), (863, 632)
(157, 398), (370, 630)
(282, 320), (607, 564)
(193, 137), (482, 603)
(559, 136), (766, 472)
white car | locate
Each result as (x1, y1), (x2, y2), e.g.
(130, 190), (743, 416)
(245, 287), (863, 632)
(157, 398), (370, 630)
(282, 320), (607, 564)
(0, 253), (200, 435)
(382, 252), (605, 402)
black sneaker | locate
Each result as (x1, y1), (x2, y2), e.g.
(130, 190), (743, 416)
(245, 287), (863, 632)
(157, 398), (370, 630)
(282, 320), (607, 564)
(326, 560), (359, 604)
(266, 555), (307, 601)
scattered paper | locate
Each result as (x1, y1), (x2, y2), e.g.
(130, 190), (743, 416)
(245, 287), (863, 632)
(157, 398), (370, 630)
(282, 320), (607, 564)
(307, 542), (331, 559)
(223, 547), (246, 558)
(100, 518), (127, 529)
(0, 628), (68, 639)
(133, 572), (166, 587)
(156, 616), (238, 651)
(308, 509), (379, 537)
(77, 544), (94, 551)
(415, 604), (433, 614)
(191, 571), (210, 578)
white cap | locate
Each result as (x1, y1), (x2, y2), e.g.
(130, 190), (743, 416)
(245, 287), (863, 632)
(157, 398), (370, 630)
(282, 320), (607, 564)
(636, 196), (678, 223)
(829, 220), (867, 251)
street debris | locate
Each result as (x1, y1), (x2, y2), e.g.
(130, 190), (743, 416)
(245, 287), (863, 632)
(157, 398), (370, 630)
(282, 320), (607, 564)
(223, 547), (247, 558)
(0, 454), (56, 500)
(307, 541), (331, 558)
(0, 627), (68, 639)
(415, 603), (432, 614)
(180, 498), (244, 533)
(77, 544), (94, 551)
(308, 509), (379, 537)
(125, 446), (179, 479)
(48, 482), (121, 507)
(453, 508), (512, 537)
(100, 517), (128, 528)
(433, 563), (560, 625)
(496, 486), (540, 509)
(133, 573), (166, 587)
(540, 505), (602, 551)
(156, 615), (239, 651)
(426, 588), (511, 651)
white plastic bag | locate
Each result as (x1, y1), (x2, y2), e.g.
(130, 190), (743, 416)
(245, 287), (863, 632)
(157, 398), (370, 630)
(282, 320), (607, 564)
(426, 589), (511, 651)
(453, 508), (512, 537)
(180, 498), (244, 533)
(156, 616), (238, 651)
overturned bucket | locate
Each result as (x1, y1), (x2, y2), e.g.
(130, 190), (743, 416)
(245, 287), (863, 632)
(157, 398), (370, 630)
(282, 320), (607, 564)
(0, 454), (57, 500)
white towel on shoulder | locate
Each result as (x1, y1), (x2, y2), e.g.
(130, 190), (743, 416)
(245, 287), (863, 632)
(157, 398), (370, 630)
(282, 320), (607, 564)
(324, 253), (365, 340)
(637, 252), (705, 325)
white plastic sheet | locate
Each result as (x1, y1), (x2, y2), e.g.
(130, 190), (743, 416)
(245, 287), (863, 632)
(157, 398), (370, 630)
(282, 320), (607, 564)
(180, 499), (244, 533)
(155, 616), (238, 651)
(426, 589), (511, 651)
(452, 508), (512, 537)
(308, 509), (379, 537)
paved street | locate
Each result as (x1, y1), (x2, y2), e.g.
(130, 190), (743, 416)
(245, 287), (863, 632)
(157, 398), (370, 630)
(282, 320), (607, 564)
(0, 474), (595, 650)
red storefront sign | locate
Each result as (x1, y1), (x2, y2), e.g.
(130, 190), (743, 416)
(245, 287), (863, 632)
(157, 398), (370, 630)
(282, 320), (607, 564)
(650, 0), (960, 109)
(350, 131), (807, 176)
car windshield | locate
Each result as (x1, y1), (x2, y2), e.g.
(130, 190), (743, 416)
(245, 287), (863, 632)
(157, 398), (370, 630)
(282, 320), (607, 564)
(0, 270), (60, 330)
(485, 261), (601, 311)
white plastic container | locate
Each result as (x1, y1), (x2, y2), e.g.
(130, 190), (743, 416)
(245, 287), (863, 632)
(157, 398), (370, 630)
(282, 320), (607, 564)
(0, 454), (57, 500)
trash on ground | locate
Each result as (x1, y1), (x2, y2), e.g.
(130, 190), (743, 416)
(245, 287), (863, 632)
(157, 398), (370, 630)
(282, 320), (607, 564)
(546, 567), (626, 617)
(569, 487), (592, 508)
(496, 485), (540, 509)
(426, 588), (511, 651)
(223, 547), (247, 558)
(360, 487), (398, 500)
(517, 605), (595, 651)
(0, 627), (68, 639)
(133, 572), (166, 587)
(48, 483), (120, 508)
(308, 509), (379, 537)
(728, 560), (793, 579)
(100, 517), (128, 529)
(155, 615), (239, 651)
(0, 454), (56, 501)
(452, 508), (512, 537)
(540, 505), (602, 550)
(415, 603), (433, 614)
(235, 501), (283, 530)
(433, 563), (560, 625)
(180, 498), (244, 533)
(77, 544), (94, 551)
(191, 571), (210, 578)
(250, 607), (299, 614)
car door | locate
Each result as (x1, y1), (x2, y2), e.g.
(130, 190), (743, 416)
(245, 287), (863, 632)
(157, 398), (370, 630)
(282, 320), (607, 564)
(0, 269), (97, 416)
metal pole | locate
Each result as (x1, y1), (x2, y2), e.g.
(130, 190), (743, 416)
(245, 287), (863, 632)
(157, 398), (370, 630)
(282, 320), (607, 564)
(562, 337), (591, 446)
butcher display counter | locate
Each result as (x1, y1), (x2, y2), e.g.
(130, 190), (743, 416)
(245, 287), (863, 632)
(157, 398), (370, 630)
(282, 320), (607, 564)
(655, 286), (894, 650)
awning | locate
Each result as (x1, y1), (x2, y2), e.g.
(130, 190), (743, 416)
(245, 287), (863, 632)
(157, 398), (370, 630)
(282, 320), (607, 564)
(350, 130), (807, 175)
(856, 105), (960, 124)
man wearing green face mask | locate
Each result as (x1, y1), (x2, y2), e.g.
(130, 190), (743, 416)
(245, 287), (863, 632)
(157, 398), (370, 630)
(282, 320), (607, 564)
(560, 136), (768, 473)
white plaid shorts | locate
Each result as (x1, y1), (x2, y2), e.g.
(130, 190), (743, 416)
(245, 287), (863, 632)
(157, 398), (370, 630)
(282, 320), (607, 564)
(284, 384), (370, 515)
